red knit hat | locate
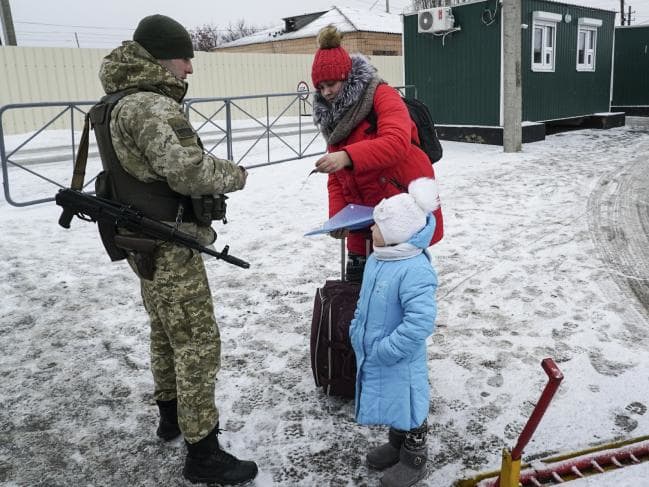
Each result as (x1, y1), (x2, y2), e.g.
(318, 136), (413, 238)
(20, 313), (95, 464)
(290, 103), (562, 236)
(311, 25), (352, 88)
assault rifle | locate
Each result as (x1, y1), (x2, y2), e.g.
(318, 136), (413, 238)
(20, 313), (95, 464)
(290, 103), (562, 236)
(55, 189), (249, 269)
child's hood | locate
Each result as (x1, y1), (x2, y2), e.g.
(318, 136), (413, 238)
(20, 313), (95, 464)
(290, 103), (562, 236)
(407, 214), (436, 251)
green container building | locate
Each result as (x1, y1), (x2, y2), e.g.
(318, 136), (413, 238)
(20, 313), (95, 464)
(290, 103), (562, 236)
(612, 25), (649, 114)
(404, 0), (616, 127)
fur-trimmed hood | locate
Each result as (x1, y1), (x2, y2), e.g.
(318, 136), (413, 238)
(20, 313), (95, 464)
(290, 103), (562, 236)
(312, 54), (381, 142)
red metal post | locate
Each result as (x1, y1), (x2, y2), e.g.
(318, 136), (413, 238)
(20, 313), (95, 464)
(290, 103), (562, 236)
(511, 358), (564, 460)
(494, 358), (564, 487)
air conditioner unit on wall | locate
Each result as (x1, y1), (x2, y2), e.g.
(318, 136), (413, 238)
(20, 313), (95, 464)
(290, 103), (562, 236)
(418, 7), (455, 33)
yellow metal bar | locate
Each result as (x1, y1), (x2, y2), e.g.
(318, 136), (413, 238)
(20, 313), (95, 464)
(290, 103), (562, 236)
(455, 436), (649, 486)
(499, 448), (522, 487)
(541, 435), (649, 464)
(456, 448), (523, 487)
(454, 470), (502, 487)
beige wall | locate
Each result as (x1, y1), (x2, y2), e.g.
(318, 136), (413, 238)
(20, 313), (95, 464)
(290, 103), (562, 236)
(0, 46), (109, 135)
(0, 46), (404, 135)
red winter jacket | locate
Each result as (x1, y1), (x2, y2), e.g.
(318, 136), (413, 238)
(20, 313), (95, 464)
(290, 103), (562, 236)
(327, 83), (444, 255)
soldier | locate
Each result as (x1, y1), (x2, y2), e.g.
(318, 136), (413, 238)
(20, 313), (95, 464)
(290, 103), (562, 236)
(95, 14), (257, 485)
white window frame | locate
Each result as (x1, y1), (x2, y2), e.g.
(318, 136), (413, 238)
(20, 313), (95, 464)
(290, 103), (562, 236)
(576, 17), (602, 72)
(531, 12), (562, 72)
(576, 26), (597, 71)
(531, 20), (558, 72)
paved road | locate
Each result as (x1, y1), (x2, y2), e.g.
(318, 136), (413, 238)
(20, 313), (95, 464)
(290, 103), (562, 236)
(588, 116), (649, 318)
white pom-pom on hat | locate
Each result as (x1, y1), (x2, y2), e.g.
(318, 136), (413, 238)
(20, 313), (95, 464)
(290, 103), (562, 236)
(408, 177), (440, 213)
(373, 177), (440, 245)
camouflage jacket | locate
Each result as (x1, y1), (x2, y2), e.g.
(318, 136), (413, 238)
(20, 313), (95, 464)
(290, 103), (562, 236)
(98, 41), (245, 245)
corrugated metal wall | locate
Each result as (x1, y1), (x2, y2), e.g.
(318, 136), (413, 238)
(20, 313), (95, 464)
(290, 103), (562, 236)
(0, 47), (403, 134)
(403, 0), (502, 126)
(522, 0), (615, 121)
(0, 46), (107, 104)
(0, 46), (108, 136)
(612, 26), (649, 106)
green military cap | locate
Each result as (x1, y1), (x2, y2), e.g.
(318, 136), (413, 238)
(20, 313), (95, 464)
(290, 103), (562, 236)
(133, 14), (194, 60)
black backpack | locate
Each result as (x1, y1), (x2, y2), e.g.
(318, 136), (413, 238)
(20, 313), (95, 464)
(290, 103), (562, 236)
(366, 96), (443, 164)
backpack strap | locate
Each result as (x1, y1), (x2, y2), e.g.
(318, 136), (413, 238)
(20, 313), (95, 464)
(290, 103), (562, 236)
(363, 98), (421, 151)
(364, 107), (378, 135)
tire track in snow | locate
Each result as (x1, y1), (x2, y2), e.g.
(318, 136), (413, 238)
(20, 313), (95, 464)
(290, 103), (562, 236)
(587, 128), (649, 328)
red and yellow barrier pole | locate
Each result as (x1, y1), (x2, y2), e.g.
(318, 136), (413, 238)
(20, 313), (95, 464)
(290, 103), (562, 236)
(456, 358), (649, 486)
(494, 358), (564, 487)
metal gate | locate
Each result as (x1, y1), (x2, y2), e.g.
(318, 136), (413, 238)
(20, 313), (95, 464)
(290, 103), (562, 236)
(1, 86), (413, 207)
(0, 90), (324, 207)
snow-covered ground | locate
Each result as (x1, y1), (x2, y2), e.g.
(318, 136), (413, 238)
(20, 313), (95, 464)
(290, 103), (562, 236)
(2, 119), (649, 486)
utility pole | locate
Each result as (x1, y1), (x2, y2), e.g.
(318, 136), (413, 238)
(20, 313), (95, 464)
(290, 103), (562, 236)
(620, 0), (626, 25)
(628, 6), (633, 25)
(0, 0), (17, 45)
(386, 0), (390, 13)
(502, 0), (522, 152)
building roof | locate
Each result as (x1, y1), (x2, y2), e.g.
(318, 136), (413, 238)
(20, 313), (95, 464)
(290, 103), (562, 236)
(444, 0), (616, 12)
(543, 0), (616, 13)
(219, 5), (402, 48)
(403, 0), (616, 15)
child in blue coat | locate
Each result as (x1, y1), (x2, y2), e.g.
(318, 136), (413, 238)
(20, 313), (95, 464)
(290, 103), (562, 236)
(349, 177), (439, 487)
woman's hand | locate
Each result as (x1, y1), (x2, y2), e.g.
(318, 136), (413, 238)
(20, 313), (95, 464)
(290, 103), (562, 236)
(315, 151), (352, 173)
(329, 228), (349, 239)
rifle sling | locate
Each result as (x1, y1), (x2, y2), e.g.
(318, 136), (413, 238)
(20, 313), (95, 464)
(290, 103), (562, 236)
(70, 113), (91, 190)
(114, 235), (157, 253)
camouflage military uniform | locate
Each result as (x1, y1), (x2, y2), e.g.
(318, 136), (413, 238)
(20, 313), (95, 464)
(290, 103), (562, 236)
(98, 41), (245, 443)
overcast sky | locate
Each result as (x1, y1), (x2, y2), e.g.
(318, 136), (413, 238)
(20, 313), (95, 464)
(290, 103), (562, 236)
(2, 0), (648, 48)
(2, 0), (412, 48)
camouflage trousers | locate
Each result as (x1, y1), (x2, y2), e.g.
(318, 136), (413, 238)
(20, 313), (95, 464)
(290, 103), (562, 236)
(128, 242), (220, 444)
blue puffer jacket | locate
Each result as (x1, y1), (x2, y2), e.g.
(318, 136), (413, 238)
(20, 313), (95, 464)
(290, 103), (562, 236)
(349, 215), (438, 431)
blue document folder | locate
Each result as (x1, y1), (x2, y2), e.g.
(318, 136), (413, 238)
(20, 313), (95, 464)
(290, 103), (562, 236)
(305, 204), (374, 236)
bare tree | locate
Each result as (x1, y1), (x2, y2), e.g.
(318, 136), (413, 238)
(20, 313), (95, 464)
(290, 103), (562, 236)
(411, 0), (443, 9)
(190, 24), (221, 51)
(189, 20), (263, 51)
(220, 19), (262, 44)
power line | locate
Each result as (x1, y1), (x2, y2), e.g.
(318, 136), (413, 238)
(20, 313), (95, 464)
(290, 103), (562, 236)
(18, 30), (125, 37)
(15, 20), (134, 31)
(15, 30), (125, 47)
(350, 0), (411, 7)
(341, 0), (412, 12)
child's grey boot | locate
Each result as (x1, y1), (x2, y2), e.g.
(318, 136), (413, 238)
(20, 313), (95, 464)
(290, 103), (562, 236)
(367, 428), (407, 470)
(380, 421), (428, 487)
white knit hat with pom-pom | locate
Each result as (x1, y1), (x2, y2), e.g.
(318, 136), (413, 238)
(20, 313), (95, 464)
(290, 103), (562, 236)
(373, 178), (440, 245)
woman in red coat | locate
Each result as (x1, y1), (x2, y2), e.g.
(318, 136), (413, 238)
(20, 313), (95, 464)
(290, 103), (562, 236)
(311, 25), (443, 281)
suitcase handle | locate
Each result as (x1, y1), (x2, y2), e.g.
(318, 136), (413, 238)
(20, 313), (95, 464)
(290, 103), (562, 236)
(340, 237), (346, 281)
(340, 235), (372, 281)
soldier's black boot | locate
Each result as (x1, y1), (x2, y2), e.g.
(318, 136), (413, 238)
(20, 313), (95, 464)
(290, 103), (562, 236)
(367, 427), (407, 470)
(183, 425), (258, 485)
(380, 421), (428, 487)
(156, 399), (181, 441)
